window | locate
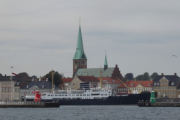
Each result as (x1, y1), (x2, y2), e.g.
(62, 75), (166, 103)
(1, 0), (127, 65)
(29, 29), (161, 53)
(154, 83), (156, 86)
(171, 82), (174, 85)
(157, 82), (159, 85)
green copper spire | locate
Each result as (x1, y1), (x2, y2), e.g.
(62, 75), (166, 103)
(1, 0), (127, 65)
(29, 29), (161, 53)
(104, 53), (108, 70)
(73, 25), (87, 59)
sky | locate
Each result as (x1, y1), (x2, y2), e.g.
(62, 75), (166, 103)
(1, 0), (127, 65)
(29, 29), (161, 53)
(0, 0), (180, 78)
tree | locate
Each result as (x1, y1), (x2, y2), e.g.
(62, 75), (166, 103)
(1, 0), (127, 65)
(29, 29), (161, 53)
(141, 72), (150, 80)
(121, 77), (127, 83)
(124, 73), (133, 80)
(17, 72), (29, 88)
(43, 71), (63, 86)
(31, 75), (37, 79)
(136, 75), (143, 80)
(150, 72), (158, 80)
(18, 72), (29, 77)
(135, 72), (150, 80)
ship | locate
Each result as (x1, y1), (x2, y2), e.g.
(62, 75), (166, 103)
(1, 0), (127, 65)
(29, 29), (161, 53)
(24, 87), (150, 105)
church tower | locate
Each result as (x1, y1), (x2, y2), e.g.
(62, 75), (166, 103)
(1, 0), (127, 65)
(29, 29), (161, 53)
(73, 24), (87, 76)
(104, 53), (108, 70)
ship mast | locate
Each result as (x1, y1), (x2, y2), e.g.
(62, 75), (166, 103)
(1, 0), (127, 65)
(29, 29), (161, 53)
(51, 70), (54, 94)
(99, 66), (102, 88)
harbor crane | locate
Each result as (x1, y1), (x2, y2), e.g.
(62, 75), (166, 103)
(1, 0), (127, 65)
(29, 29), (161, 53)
(116, 77), (131, 94)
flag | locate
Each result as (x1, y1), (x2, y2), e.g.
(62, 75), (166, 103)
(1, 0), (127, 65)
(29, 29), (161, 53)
(12, 73), (19, 77)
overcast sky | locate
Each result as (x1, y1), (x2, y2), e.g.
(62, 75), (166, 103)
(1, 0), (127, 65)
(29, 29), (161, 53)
(0, 0), (180, 78)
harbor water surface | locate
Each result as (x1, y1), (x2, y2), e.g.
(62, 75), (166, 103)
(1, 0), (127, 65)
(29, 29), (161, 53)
(0, 105), (180, 120)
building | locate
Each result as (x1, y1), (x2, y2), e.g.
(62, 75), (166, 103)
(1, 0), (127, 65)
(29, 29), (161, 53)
(73, 24), (87, 76)
(62, 78), (73, 87)
(72, 24), (122, 79)
(117, 81), (132, 95)
(117, 80), (153, 94)
(20, 81), (60, 98)
(0, 76), (21, 101)
(152, 73), (180, 98)
(69, 76), (99, 90)
(98, 77), (121, 94)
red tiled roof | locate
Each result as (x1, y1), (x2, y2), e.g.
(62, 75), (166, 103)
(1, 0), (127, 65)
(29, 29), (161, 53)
(127, 81), (153, 87)
(78, 76), (99, 82)
(62, 78), (73, 83)
(117, 81), (132, 88)
(97, 77), (121, 84)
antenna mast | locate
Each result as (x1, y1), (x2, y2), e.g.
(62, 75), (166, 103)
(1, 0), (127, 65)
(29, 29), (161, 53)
(100, 66), (102, 88)
(51, 70), (54, 94)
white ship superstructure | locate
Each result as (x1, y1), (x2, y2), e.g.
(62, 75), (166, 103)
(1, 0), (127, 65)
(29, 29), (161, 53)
(41, 88), (112, 100)
(25, 87), (112, 101)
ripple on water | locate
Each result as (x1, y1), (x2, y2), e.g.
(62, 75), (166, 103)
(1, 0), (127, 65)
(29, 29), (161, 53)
(0, 106), (180, 120)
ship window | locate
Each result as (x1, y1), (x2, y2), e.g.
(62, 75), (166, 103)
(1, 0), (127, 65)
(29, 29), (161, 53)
(171, 82), (174, 85)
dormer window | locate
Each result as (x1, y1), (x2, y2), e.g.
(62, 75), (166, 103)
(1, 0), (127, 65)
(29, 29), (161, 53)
(131, 84), (134, 86)
(149, 84), (151, 86)
(27, 86), (28, 88)
(154, 83), (156, 86)
(171, 82), (174, 85)
(17, 82), (19, 85)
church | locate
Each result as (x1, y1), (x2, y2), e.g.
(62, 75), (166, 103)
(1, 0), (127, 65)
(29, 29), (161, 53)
(72, 24), (122, 79)
(62, 23), (122, 91)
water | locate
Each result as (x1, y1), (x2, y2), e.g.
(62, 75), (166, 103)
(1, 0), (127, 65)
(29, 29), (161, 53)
(0, 105), (180, 120)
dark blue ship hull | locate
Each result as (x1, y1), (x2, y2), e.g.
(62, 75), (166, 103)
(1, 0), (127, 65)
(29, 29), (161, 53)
(57, 93), (150, 105)
(24, 93), (150, 105)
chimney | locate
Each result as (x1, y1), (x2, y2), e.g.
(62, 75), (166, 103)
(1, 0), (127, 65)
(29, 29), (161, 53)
(161, 73), (164, 76)
(174, 73), (177, 76)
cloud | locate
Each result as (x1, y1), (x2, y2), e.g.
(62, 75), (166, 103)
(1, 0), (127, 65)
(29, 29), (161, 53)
(0, 0), (180, 77)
